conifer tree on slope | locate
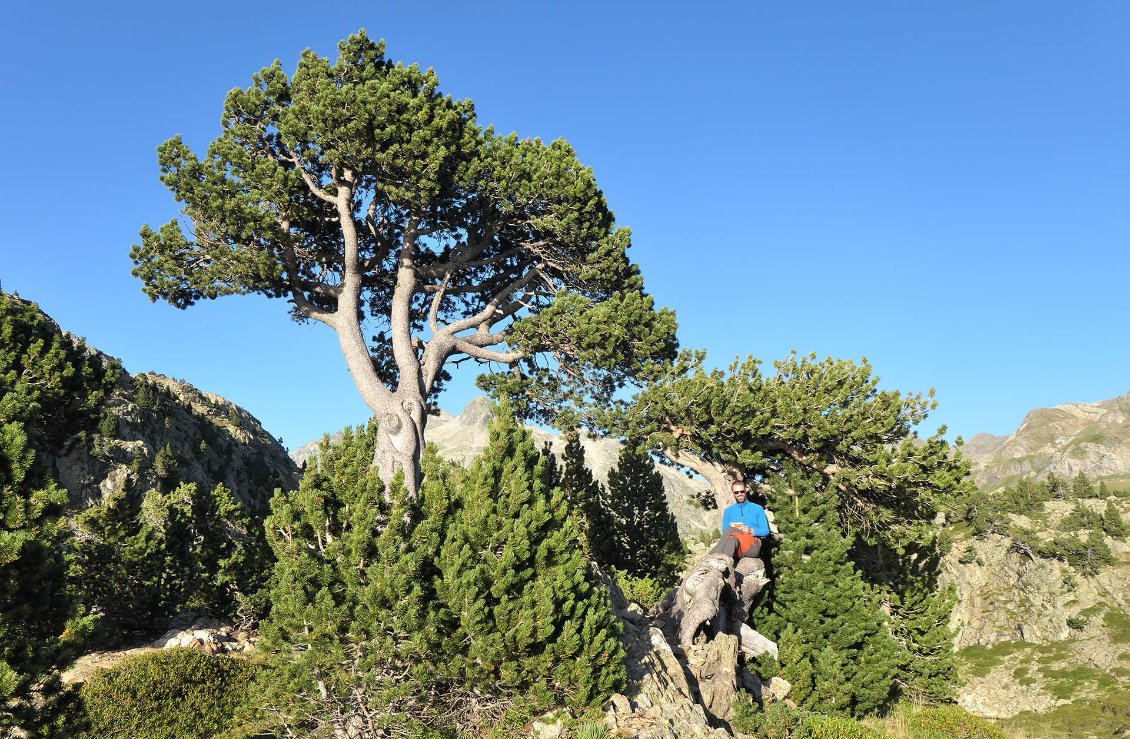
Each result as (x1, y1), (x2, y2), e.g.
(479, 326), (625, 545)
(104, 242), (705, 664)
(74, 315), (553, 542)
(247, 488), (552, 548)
(851, 535), (958, 704)
(436, 404), (625, 708)
(754, 470), (901, 717)
(257, 423), (450, 736)
(69, 481), (271, 628)
(0, 422), (89, 729)
(130, 31), (677, 496)
(604, 441), (682, 582)
(560, 429), (615, 567)
(0, 294), (110, 727)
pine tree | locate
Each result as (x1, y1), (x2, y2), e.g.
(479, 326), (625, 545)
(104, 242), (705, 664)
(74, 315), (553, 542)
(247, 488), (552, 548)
(436, 404), (625, 708)
(1102, 500), (1127, 539)
(540, 440), (561, 491)
(560, 429), (614, 566)
(1072, 471), (1097, 499)
(603, 441), (683, 582)
(1046, 473), (1066, 500)
(0, 421), (91, 729)
(257, 424), (450, 736)
(885, 568), (959, 703)
(69, 482), (272, 628)
(754, 471), (901, 717)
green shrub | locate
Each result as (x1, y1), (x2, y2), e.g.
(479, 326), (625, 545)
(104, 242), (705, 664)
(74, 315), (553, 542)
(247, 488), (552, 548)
(801, 713), (881, 738)
(437, 405), (626, 708)
(78, 648), (257, 739)
(909, 704), (1006, 739)
(730, 699), (799, 738)
(611, 568), (672, 610)
(957, 546), (980, 565)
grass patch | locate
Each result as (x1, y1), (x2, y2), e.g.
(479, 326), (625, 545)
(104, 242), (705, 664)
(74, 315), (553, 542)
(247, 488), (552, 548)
(959, 641), (1032, 677)
(1038, 664), (1115, 701)
(1105, 610), (1130, 644)
(1080, 603), (1106, 618)
(1000, 689), (1130, 738)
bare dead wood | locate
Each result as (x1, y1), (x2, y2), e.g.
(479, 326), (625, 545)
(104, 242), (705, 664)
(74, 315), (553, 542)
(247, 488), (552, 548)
(658, 552), (775, 659)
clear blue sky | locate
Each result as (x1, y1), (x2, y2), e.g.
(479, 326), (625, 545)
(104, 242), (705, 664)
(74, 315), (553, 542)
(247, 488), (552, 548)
(2, 1), (1128, 450)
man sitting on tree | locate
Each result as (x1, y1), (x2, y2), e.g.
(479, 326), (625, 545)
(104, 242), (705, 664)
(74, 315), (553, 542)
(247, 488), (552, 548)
(710, 479), (770, 560)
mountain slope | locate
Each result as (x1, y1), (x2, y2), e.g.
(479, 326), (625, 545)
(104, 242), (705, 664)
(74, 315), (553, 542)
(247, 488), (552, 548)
(963, 393), (1130, 492)
(2, 292), (298, 511)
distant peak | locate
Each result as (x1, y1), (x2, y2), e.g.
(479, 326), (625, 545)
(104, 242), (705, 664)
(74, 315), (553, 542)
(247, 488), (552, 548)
(459, 396), (494, 426)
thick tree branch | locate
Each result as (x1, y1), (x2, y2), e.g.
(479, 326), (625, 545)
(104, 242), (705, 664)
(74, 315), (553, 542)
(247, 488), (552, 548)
(390, 218), (423, 394)
(278, 222), (334, 324)
(287, 152), (338, 204)
(449, 338), (521, 364)
(440, 263), (544, 335)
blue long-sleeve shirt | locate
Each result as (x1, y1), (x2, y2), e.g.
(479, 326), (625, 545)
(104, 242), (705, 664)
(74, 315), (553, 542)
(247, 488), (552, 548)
(720, 501), (770, 537)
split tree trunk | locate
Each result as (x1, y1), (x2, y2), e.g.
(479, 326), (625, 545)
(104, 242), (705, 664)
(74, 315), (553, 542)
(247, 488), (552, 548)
(659, 552), (777, 660)
(371, 396), (428, 497)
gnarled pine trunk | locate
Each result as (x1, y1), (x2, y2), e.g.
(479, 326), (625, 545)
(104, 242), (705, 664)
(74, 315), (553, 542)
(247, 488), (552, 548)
(372, 395), (428, 497)
(659, 552), (777, 660)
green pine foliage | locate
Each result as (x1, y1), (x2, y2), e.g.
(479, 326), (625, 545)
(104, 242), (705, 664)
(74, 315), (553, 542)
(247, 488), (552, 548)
(1050, 528), (1115, 577)
(68, 481), (271, 629)
(0, 294), (121, 457)
(851, 534), (960, 705)
(1103, 500), (1127, 538)
(962, 472), (1124, 577)
(754, 472), (901, 717)
(436, 405), (626, 708)
(255, 424), (450, 736)
(603, 441), (683, 583)
(561, 429), (615, 566)
(1071, 471), (1098, 499)
(541, 440), (562, 491)
(1062, 501), (1102, 531)
(0, 420), (93, 731)
(617, 350), (971, 547)
(0, 294), (113, 728)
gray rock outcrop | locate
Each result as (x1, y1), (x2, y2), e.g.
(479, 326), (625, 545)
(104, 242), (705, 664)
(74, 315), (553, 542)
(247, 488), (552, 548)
(943, 498), (1130, 718)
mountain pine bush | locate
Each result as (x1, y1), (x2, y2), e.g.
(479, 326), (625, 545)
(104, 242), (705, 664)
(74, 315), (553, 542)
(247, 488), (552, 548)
(436, 404), (625, 708)
(255, 423), (450, 736)
(560, 429), (615, 566)
(0, 294), (111, 729)
(755, 471), (902, 716)
(68, 481), (271, 628)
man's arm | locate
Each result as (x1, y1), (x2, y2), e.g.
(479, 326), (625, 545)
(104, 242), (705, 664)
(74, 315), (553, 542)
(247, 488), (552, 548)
(750, 505), (771, 537)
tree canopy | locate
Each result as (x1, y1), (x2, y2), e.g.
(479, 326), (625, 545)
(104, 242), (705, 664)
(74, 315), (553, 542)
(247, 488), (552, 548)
(132, 31), (677, 493)
(613, 350), (970, 546)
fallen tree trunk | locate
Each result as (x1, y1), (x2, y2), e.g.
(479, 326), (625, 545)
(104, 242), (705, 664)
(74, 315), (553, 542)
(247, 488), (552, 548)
(658, 553), (776, 658)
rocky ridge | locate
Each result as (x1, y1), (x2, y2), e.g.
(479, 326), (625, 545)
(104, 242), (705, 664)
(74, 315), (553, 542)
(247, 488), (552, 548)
(962, 392), (1130, 492)
(9, 293), (300, 510)
(942, 497), (1130, 718)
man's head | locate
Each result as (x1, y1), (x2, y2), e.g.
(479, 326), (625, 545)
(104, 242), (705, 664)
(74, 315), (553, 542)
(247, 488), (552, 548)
(731, 480), (748, 503)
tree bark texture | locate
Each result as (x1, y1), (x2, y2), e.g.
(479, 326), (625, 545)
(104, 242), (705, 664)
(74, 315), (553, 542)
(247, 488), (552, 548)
(659, 553), (776, 660)
(659, 448), (740, 512)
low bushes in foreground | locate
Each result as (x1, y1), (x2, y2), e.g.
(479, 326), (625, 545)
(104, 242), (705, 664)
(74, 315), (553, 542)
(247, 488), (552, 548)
(74, 648), (257, 739)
